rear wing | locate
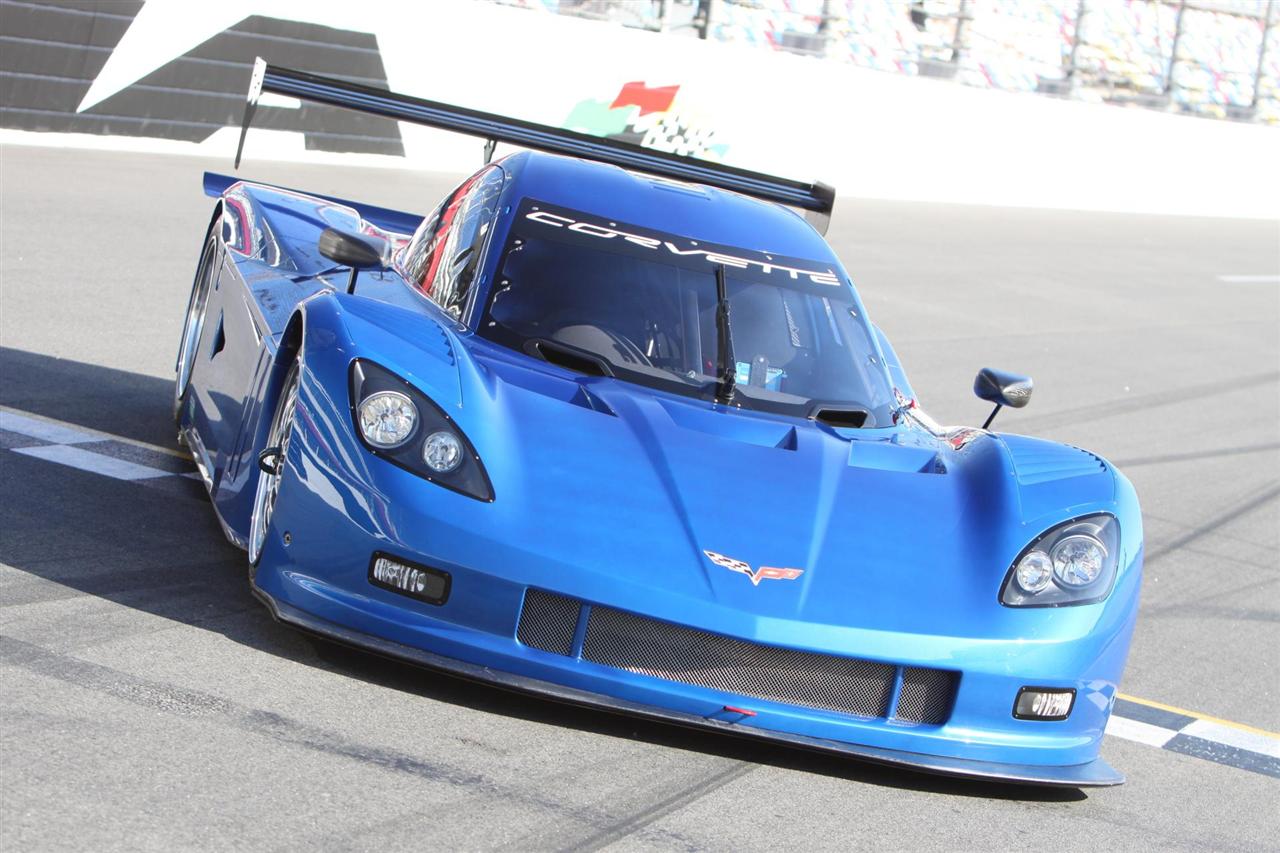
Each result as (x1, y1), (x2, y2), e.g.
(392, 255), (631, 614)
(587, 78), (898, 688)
(235, 58), (835, 234)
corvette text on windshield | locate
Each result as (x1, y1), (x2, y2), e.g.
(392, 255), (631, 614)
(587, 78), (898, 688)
(524, 209), (840, 287)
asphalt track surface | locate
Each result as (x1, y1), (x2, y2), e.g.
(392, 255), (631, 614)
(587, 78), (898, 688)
(2, 144), (1278, 851)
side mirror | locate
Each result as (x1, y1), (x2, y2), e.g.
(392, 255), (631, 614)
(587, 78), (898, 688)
(318, 227), (386, 294)
(973, 367), (1032, 429)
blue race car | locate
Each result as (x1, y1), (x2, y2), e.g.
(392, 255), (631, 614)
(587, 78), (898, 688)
(175, 60), (1143, 787)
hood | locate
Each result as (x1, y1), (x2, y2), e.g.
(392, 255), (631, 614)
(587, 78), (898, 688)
(444, 346), (1117, 639)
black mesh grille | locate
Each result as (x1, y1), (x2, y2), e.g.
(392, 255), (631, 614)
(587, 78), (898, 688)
(894, 667), (959, 725)
(517, 589), (580, 656)
(582, 606), (897, 718)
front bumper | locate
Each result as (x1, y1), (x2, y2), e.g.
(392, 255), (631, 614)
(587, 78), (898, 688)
(253, 509), (1136, 789)
(252, 582), (1123, 787)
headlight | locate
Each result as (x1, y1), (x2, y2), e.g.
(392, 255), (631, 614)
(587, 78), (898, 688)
(1001, 514), (1119, 607)
(1013, 550), (1053, 594)
(357, 391), (418, 447)
(1052, 535), (1107, 587)
(423, 430), (463, 473)
(350, 359), (493, 502)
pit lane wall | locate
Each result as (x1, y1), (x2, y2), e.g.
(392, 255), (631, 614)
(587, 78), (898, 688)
(2, 0), (1276, 219)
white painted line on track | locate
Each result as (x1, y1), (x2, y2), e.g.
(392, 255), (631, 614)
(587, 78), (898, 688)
(13, 445), (175, 481)
(1216, 274), (1280, 283)
(1105, 715), (1177, 748)
(0, 410), (101, 445)
(1181, 719), (1280, 760)
(0, 404), (189, 459)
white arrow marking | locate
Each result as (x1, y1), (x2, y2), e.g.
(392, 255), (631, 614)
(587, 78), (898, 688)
(76, 0), (377, 114)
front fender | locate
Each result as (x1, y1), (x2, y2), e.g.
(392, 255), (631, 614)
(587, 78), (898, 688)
(306, 292), (464, 409)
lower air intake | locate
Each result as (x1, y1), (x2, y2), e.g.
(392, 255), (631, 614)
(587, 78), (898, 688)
(894, 667), (959, 725)
(517, 589), (580, 656)
(582, 606), (898, 719)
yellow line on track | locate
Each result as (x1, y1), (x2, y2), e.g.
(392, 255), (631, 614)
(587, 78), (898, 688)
(0, 404), (190, 459)
(1118, 693), (1280, 739)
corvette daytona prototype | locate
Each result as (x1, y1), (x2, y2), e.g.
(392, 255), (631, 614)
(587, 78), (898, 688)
(174, 60), (1143, 787)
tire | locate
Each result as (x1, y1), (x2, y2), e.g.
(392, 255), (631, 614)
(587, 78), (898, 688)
(248, 362), (300, 567)
(174, 235), (219, 423)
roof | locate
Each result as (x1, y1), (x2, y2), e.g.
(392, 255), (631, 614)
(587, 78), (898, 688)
(499, 150), (839, 264)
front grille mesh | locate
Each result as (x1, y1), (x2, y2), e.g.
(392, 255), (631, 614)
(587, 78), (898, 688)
(894, 667), (959, 725)
(582, 605), (897, 719)
(515, 590), (959, 725)
(516, 589), (580, 656)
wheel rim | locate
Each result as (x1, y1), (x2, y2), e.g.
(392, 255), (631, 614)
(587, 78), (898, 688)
(174, 237), (218, 418)
(249, 365), (300, 565)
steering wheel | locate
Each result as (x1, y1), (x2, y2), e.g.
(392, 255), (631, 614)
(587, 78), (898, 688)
(606, 328), (653, 366)
(550, 324), (653, 368)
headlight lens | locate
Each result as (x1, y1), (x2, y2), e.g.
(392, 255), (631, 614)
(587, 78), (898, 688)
(357, 391), (418, 447)
(349, 360), (493, 502)
(423, 430), (463, 473)
(1052, 535), (1106, 587)
(1001, 515), (1119, 607)
(1014, 550), (1053, 593)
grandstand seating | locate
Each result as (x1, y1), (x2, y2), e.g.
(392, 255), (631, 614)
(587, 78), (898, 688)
(495, 0), (1279, 125)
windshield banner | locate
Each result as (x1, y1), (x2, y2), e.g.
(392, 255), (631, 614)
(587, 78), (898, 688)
(511, 198), (841, 291)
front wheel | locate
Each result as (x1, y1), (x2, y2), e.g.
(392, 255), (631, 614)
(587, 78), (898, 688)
(174, 235), (219, 423)
(248, 362), (300, 566)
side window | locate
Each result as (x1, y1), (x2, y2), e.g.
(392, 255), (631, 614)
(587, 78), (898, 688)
(397, 165), (504, 319)
(397, 197), (446, 284)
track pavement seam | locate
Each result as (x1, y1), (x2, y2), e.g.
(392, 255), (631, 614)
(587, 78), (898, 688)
(1143, 482), (1280, 565)
(1012, 369), (1279, 431)
(563, 760), (756, 853)
(0, 633), (703, 845)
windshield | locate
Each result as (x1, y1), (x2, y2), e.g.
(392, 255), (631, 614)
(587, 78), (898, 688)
(480, 199), (895, 423)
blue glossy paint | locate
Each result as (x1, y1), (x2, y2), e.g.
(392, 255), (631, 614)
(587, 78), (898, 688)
(179, 151), (1143, 786)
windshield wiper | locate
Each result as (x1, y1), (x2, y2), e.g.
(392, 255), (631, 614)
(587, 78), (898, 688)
(714, 263), (736, 405)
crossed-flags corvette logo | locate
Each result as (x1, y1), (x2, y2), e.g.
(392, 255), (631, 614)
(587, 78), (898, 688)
(703, 550), (804, 586)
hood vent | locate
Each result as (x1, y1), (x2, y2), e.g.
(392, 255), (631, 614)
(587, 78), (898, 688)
(811, 406), (870, 429)
(1004, 436), (1107, 485)
(424, 321), (455, 366)
(847, 441), (943, 474)
(659, 399), (797, 450)
(569, 384), (617, 417)
(526, 339), (612, 378)
(339, 298), (455, 366)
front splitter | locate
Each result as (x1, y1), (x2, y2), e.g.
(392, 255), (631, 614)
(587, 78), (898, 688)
(251, 583), (1123, 788)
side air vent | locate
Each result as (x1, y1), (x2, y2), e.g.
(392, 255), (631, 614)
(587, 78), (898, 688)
(210, 313), (226, 357)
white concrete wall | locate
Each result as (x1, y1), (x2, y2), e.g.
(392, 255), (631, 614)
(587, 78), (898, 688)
(6, 0), (1277, 218)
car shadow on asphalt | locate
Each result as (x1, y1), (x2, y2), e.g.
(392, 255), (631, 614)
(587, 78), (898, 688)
(0, 347), (1088, 803)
